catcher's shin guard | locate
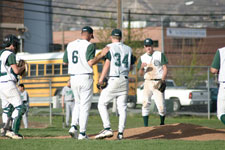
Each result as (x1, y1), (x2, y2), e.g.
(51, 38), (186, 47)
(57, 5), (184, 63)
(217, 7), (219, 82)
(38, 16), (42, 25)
(220, 114), (225, 125)
(12, 105), (26, 134)
(2, 104), (14, 130)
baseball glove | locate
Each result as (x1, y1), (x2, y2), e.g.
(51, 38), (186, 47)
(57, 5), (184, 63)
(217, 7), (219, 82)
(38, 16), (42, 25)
(97, 78), (108, 90)
(17, 59), (28, 77)
(154, 80), (166, 93)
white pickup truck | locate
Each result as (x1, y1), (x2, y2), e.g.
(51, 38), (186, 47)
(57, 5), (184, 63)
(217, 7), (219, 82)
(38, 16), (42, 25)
(136, 79), (209, 111)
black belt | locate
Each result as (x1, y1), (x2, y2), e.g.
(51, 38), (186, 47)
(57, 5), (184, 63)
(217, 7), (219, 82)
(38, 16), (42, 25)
(66, 100), (74, 102)
(109, 76), (128, 79)
(150, 79), (161, 81)
(70, 73), (93, 76)
(0, 81), (8, 83)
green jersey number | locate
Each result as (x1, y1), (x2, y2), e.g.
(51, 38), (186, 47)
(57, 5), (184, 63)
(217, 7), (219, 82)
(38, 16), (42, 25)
(114, 53), (129, 68)
(72, 50), (78, 64)
(0, 60), (7, 76)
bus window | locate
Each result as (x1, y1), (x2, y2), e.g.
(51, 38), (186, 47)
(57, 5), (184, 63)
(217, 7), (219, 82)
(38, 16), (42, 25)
(30, 64), (36, 76)
(54, 64), (60, 75)
(38, 64), (44, 76)
(62, 64), (68, 74)
(46, 64), (53, 75)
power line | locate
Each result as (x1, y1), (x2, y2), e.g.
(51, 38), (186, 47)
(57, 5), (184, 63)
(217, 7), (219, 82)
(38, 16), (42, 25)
(0, 4), (117, 20)
(4, 0), (117, 14)
(3, 0), (225, 17)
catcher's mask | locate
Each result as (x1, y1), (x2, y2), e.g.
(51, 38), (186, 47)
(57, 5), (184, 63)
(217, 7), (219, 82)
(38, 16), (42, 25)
(2, 34), (20, 53)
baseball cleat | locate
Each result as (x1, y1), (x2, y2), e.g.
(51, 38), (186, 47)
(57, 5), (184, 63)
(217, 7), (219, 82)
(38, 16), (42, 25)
(69, 126), (78, 139)
(6, 131), (23, 139)
(95, 129), (113, 139)
(78, 134), (89, 140)
(117, 133), (123, 140)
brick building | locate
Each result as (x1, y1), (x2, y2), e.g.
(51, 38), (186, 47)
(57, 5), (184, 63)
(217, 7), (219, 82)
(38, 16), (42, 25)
(0, 0), (26, 44)
(53, 27), (225, 66)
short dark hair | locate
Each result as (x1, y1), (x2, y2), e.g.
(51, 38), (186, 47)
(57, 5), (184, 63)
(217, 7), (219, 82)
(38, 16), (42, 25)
(18, 84), (25, 88)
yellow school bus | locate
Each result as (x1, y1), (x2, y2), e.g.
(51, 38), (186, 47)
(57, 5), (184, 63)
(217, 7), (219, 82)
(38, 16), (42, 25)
(17, 51), (137, 107)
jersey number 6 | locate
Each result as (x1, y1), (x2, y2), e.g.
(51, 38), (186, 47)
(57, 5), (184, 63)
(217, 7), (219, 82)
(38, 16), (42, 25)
(72, 50), (78, 64)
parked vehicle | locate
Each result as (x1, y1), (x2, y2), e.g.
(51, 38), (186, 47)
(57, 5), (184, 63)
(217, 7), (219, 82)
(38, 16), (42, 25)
(135, 79), (210, 111)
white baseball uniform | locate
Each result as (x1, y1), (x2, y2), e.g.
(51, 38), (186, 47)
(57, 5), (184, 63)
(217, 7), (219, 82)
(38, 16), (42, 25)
(63, 39), (95, 133)
(0, 49), (23, 134)
(98, 42), (134, 133)
(211, 47), (225, 124)
(61, 86), (74, 126)
(138, 51), (168, 117)
(20, 90), (29, 128)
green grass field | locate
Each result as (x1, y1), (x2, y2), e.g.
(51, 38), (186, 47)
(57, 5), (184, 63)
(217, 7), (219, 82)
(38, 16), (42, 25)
(0, 109), (225, 150)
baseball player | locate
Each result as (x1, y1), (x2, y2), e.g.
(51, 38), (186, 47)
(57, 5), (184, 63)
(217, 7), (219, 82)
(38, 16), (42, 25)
(95, 29), (135, 140)
(211, 47), (225, 125)
(137, 38), (168, 127)
(18, 84), (29, 129)
(61, 80), (74, 127)
(0, 34), (26, 139)
(63, 26), (109, 140)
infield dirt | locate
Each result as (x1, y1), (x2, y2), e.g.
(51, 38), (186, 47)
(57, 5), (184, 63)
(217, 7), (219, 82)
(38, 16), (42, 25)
(4, 123), (223, 141)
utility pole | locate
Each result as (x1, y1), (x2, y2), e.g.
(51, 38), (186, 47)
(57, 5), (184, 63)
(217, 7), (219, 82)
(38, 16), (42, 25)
(117, 0), (122, 30)
(161, 16), (165, 53)
(61, 23), (65, 51)
(128, 9), (131, 43)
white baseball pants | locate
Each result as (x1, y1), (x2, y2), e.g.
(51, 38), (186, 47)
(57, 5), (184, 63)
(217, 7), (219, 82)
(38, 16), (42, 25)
(98, 76), (128, 133)
(142, 80), (166, 116)
(70, 75), (93, 133)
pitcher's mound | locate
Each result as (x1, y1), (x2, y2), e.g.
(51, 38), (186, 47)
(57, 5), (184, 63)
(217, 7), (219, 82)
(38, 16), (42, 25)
(90, 123), (225, 141)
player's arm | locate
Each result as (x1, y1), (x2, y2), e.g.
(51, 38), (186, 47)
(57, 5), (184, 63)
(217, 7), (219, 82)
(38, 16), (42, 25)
(137, 58), (146, 76)
(88, 45), (110, 67)
(162, 65), (168, 81)
(63, 49), (68, 65)
(8, 54), (25, 75)
(61, 95), (65, 108)
(210, 50), (220, 74)
(161, 53), (168, 81)
(99, 59), (110, 84)
(61, 88), (65, 108)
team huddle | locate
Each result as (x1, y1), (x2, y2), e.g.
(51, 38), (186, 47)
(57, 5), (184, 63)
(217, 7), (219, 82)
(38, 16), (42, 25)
(0, 26), (224, 140)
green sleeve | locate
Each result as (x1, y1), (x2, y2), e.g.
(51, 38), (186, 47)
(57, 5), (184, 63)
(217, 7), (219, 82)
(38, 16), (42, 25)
(161, 53), (168, 65)
(105, 51), (111, 61)
(6, 53), (16, 66)
(211, 50), (220, 69)
(130, 54), (136, 65)
(86, 44), (96, 61)
(63, 49), (68, 63)
(137, 58), (142, 71)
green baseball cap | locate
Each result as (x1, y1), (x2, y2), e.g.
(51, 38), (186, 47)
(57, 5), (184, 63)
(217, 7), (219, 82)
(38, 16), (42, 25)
(144, 38), (153, 46)
(82, 26), (94, 38)
(111, 29), (122, 37)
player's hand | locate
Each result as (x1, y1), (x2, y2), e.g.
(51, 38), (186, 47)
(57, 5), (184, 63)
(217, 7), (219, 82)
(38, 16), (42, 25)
(141, 63), (147, 70)
(100, 46), (110, 57)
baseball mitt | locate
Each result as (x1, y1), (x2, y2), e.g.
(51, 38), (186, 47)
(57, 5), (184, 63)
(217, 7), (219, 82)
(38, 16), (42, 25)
(158, 80), (166, 93)
(154, 80), (166, 93)
(17, 59), (28, 77)
(97, 78), (108, 90)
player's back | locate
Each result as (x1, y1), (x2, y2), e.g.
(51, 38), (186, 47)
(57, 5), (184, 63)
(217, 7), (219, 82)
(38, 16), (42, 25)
(107, 42), (132, 77)
(66, 39), (93, 75)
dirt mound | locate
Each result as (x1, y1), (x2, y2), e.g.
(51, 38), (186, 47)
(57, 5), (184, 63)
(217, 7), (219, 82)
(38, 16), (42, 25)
(1, 123), (224, 140)
(89, 123), (225, 141)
